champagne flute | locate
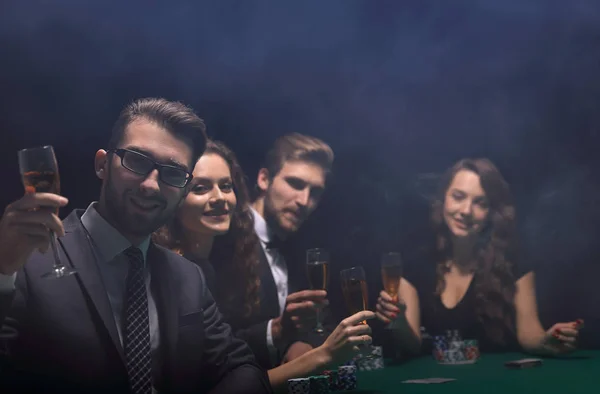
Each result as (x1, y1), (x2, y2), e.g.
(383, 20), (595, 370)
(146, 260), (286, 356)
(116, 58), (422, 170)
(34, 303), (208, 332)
(381, 252), (403, 329)
(340, 266), (376, 359)
(381, 252), (402, 302)
(18, 145), (76, 279)
(306, 248), (329, 334)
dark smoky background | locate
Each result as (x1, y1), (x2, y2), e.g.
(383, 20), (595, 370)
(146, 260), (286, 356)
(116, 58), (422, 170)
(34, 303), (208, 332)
(1, 1), (599, 345)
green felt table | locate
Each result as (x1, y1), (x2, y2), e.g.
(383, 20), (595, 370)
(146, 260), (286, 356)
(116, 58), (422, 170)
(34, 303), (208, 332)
(349, 351), (598, 394)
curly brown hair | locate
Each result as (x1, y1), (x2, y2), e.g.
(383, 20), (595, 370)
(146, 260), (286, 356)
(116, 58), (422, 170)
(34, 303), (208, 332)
(153, 140), (261, 318)
(431, 158), (517, 345)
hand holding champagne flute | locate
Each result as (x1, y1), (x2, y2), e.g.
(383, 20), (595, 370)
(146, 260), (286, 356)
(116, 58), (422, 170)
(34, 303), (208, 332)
(306, 248), (330, 334)
(340, 266), (376, 359)
(17, 145), (76, 279)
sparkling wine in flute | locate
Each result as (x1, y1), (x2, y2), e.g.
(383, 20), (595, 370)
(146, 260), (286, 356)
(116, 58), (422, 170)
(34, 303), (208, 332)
(340, 266), (376, 359)
(342, 278), (369, 316)
(381, 252), (403, 303)
(307, 261), (329, 290)
(381, 265), (402, 298)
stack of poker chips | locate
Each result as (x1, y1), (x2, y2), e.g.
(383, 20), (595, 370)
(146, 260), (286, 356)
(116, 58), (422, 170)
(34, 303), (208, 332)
(463, 339), (480, 360)
(288, 377), (310, 394)
(309, 375), (330, 394)
(432, 330), (480, 364)
(336, 365), (358, 390)
(446, 330), (465, 362)
(341, 358), (357, 367)
(288, 364), (358, 394)
(356, 346), (385, 371)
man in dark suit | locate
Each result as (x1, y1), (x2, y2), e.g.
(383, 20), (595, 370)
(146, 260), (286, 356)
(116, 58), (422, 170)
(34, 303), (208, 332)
(0, 98), (272, 393)
(238, 133), (335, 368)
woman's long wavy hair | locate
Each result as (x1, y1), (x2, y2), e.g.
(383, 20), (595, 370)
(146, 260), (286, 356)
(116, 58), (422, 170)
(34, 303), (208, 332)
(153, 140), (261, 318)
(431, 158), (517, 345)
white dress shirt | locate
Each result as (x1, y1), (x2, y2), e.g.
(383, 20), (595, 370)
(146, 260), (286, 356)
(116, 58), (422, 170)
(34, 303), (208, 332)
(250, 207), (288, 357)
(0, 272), (15, 291)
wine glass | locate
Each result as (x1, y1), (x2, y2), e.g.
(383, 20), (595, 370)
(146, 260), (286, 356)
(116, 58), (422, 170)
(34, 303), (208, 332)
(18, 145), (76, 279)
(306, 248), (329, 334)
(340, 266), (376, 359)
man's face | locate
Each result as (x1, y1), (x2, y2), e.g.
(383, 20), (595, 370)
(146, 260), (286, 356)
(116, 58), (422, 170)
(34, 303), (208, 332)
(258, 160), (326, 236)
(96, 119), (194, 241)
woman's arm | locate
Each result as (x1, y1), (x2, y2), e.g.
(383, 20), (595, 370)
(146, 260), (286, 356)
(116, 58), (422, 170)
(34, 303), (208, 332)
(514, 272), (581, 355)
(267, 345), (331, 392)
(376, 278), (422, 355)
(267, 310), (375, 392)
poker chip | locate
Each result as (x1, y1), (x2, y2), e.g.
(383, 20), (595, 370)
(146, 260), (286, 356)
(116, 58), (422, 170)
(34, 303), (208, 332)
(341, 358), (358, 367)
(288, 378), (310, 394)
(445, 349), (466, 363)
(337, 365), (358, 390)
(338, 365), (357, 374)
(451, 329), (463, 341)
(310, 375), (330, 394)
(370, 346), (383, 357)
(449, 338), (464, 351)
(353, 345), (383, 368)
(357, 356), (385, 371)
(433, 335), (448, 350)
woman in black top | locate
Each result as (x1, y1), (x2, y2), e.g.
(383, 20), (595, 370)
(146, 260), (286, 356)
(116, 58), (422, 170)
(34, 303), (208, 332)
(376, 158), (583, 355)
(153, 140), (374, 390)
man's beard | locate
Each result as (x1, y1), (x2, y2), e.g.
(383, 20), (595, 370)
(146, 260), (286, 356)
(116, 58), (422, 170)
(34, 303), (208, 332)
(102, 175), (178, 239)
(263, 195), (297, 238)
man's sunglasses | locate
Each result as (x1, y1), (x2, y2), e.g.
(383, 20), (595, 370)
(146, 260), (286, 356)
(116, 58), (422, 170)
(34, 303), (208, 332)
(108, 148), (193, 188)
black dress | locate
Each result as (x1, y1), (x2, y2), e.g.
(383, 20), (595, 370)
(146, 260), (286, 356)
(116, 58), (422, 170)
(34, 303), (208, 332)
(404, 250), (530, 352)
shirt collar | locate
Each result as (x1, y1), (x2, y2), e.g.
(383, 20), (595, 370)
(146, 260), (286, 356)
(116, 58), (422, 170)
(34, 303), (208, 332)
(250, 205), (274, 245)
(80, 202), (150, 263)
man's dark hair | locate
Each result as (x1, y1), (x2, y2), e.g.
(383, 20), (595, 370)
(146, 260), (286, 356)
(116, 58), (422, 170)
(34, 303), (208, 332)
(108, 97), (208, 164)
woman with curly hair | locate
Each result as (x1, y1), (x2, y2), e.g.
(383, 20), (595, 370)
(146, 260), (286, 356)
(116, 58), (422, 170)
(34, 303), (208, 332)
(376, 158), (583, 355)
(154, 140), (374, 390)
(153, 140), (260, 322)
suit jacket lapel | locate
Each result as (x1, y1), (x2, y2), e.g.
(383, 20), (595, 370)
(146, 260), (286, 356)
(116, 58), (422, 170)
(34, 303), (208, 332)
(58, 210), (124, 363)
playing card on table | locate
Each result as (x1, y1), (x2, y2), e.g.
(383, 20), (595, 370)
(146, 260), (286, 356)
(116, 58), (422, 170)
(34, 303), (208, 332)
(402, 378), (456, 384)
(504, 358), (543, 368)
(510, 358), (542, 364)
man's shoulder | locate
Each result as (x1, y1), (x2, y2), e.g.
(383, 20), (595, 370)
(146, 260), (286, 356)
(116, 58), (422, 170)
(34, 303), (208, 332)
(149, 244), (210, 304)
(150, 243), (202, 273)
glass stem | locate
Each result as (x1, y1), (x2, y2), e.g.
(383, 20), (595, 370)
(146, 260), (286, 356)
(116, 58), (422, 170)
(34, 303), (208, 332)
(48, 230), (63, 268)
(315, 308), (323, 331)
